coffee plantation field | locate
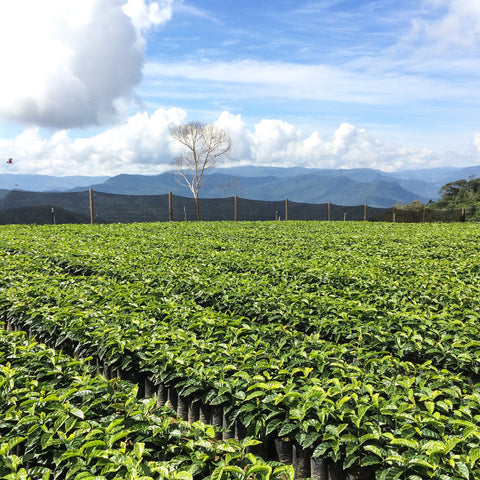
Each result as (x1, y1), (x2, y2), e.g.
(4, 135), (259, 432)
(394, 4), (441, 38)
(1, 221), (480, 480)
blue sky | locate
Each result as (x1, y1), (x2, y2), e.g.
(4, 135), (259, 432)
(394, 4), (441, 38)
(144, 0), (477, 146)
(0, 0), (479, 176)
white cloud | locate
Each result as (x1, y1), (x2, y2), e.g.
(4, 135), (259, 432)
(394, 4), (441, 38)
(473, 134), (480, 153)
(0, 107), (186, 175)
(0, 0), (172, 129)
(214, 111), (252, 161)
(123, 0), (173, 37)
(172, 1), (216, 21)
(422, 0), (480, 49)
(2, 109), (479, 176)
(145, 57), (472, 107)
(237, 120), (448, 172)
(392, 0), (480, 66)
(250, 119), (303, 164)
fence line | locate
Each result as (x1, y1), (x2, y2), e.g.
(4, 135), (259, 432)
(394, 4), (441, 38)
(85, 191), (389, 223)
(0, 189), (467, 224)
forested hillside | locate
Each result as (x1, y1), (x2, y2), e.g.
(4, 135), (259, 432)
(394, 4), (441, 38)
(435, 177), (480, 214)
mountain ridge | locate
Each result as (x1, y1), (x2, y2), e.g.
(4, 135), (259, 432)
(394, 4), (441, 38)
(1, 165), (480, 208)
(0, 174), (109, 192)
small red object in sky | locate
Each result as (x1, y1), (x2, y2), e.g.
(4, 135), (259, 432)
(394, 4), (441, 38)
(6, 158), (12, 164)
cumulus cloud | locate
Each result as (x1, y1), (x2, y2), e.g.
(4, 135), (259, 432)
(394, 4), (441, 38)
(241, 120), (460, 172)
(0, 107), (186, 175)
(0, 0), (172, 129)
(249, 119), (303, 165)
(2, 109), (479, 176)
(214, 111), (252, 161)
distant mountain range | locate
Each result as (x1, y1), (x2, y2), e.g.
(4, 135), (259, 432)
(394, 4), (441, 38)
(0, 174), (109, 192)
(1, 165), (480, 208)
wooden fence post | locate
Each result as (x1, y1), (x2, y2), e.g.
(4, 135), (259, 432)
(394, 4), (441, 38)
(364, 203), (367, 221)
(328, 202), (331, 221)
(392, 206), (396, 223)
(234, 195), (238, 221)
(51, 207), (56, 225)
(169, 192), (173, 221)
(285, 198), (289, 221)
(89, 188), (95, 224)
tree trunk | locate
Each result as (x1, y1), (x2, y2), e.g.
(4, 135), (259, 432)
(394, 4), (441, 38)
(195, 196), (200, 221)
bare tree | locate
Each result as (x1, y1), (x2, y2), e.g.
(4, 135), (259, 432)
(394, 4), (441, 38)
(171, 121), (231, 220)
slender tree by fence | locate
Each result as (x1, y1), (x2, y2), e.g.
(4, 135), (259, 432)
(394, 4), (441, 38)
(170, 121), (232, 221)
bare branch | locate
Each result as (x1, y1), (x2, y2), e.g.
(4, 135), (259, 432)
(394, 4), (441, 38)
(170, 121), (232, 220)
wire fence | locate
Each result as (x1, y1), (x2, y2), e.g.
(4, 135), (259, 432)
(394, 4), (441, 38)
(0, 189), (467, 224)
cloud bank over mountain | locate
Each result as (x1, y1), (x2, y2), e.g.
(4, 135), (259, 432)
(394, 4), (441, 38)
(1, 108), (479, 176)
